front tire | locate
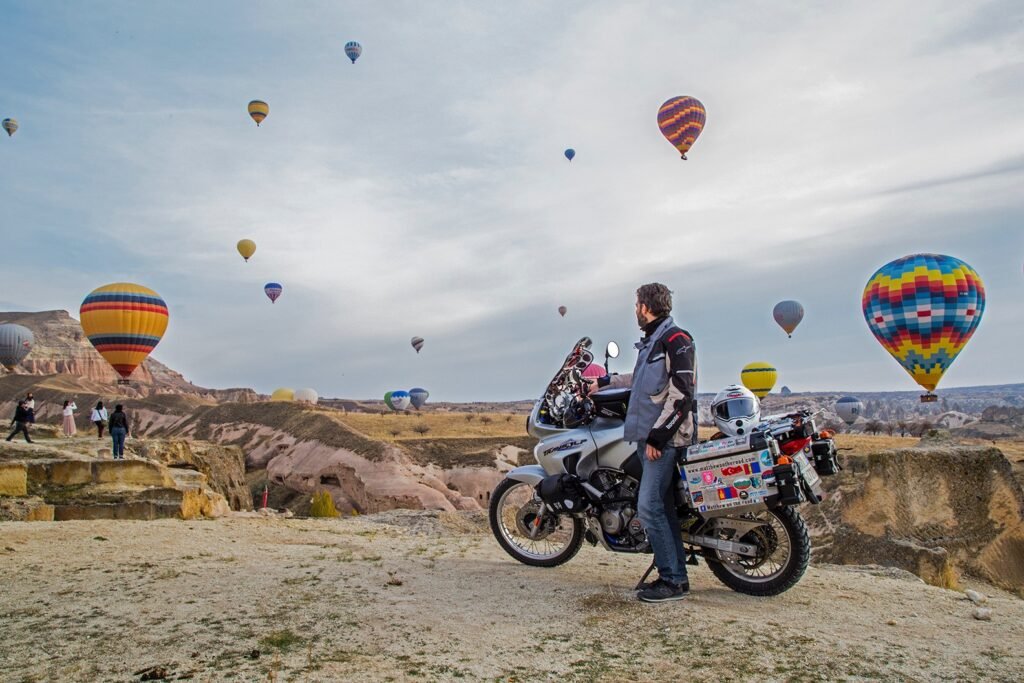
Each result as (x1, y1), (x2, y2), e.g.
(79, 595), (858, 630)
(706, 506), (810, 596)
(489, 477), (584, 568)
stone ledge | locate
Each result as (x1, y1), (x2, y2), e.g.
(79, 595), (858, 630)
(0, 463), (28, 496)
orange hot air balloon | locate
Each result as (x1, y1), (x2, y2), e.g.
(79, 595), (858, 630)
(657, 96), (706, 160)
(80, 283), (169, 384)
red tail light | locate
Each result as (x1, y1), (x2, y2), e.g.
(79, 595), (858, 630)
(780, 437), (812, 456)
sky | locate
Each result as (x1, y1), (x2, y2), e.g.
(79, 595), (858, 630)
(1, 0), (1022, 401)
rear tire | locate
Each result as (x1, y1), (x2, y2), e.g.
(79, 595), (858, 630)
(489, 477), (584, 568)
(706, 506), (810, 596)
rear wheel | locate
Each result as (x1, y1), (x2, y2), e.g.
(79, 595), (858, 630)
(489, 477), (584, 567)
(705, 506), (810, 596)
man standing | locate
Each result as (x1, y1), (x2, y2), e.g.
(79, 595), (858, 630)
(587, 283), (697, 602)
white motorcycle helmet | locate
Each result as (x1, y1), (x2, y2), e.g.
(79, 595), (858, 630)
(711, 385), (761, 437)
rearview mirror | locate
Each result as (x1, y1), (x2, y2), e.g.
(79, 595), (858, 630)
(605, 341), (619, 359)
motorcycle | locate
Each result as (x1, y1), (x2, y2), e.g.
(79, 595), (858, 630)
(488, 337), (839, 596)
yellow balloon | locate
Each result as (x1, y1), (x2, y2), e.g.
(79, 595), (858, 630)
(248, 100), (269, 126)
(271, 388), (294, 402)
(741, 362), (777, 399)
(237, 239), (256, 262)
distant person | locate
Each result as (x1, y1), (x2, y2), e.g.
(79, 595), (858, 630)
(24, 392), (36, 424)
(62, 400), (78, 437)
(91, 401), (108, 438)
(108, 404), (129, 460)
(6, 400), (34, 443)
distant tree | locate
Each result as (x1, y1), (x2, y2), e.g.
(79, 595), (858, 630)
(412, 424), (430, 436)
(864, 420), (883, 435)
(908, 420), (933, 438)
(884, 421), (896, 436)
(897, 420), (909, 437)
(505, 415), (513, 423)
(389, 428), (402, 438)
(480, 416), (493, 425)
(465, 414), (475, 422)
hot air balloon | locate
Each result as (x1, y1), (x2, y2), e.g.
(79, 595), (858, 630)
(0, 323), (34, 370)
(295, 388), (319, 405)
(344, 41), (362, 64)
(772, 300), (804, 338)
(264, 283), (283, 303)
(2, 118), (18, 137)
(862, 254), (985, 402)
(390, 390), (411, 411)
(271, 388), (295, 402)
(564, 148), (575, 161)
(740, 362), (777, 399)
(384, 391), (395, 410)
(237, 239), (256, 262)
(411, 336), (424, 353)
(79, 283), (168, 384)
(409, 387), (429, 410)
(248, 100), (269, 126)
(558, 306), (567, 317)
(835, 396), (863, 426)
(657, 96), (706, 160)
(581, 363), (606, 380)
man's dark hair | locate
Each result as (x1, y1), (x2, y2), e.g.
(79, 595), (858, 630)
(115, 404), (124, 412)
(636, 283), (673, 317)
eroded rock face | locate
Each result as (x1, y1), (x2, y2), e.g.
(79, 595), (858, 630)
(135, 439), (252, 511)
(804, 444), (1024, 593)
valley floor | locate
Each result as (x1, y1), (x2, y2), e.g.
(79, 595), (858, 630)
(1, 512), (1023, 682)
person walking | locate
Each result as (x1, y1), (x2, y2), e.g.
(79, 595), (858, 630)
(24, 392), (36, 424)
(108, 404), (129, 459)
(6, 400), (34, 443)
(91, 401), (108, 438)
(586, 283), (698, 603)
(62, 400), (78, 437)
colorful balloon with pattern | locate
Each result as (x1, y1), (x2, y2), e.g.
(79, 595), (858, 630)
(271, 388), (295, 402)
(2, 118), (17, 137)
(772, 300), (804, 338)
(264, 283), (283, 304)
(862, 254), (985, 396)
(389, 390), (411, 411)
(411, 336), (424, 353)
(236, 239), (256, 262)
(558, 306), (567, 317)
(0, 323), (34, 370)
(345, 41), (362, 64)
(248, 100), (269, 126)
(835, 396), (863, 426)
(740, 361), (777, 399)
(564, 148), (575, 162)
(657, 96), (706, 160)
(409, 387), (429, 410)
(79, 283), (168, 382)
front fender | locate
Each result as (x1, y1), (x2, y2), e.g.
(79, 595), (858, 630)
(505, 465), (548, 487)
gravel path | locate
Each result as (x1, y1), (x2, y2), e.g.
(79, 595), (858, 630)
(2, 511), (1022, 682)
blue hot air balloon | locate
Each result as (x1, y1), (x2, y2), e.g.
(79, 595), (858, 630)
(564, 148), (575, 162)
(409, 387), (429, 410)
(344, 41), (362, 64)
(389, 390), (411, 411)
(264, 282), (283, 304)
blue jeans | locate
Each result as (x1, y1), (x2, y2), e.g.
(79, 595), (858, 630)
(637, 444), (688, 585)
(111, 427), (127, 458)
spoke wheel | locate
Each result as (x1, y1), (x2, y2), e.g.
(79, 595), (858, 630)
(489, 478), (584, 568)
(706, 506), (810, 596)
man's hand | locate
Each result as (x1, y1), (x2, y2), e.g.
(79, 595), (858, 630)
(645, 443), (662, 461)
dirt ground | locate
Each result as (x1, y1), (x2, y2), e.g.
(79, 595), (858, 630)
(2, 512), (1023, 683)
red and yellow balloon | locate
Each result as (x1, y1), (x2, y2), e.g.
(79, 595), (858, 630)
(80, 283), (169, 383)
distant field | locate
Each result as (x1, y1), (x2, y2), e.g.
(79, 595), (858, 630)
(335, 411), (528, 440)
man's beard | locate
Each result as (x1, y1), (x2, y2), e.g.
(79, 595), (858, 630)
(636, 312), (645, 328)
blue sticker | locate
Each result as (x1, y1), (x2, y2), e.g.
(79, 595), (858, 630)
(760, 451), (773, 467)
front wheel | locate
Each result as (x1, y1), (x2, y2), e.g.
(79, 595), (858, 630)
(705, 506), (810, 596)
(489, 477), (584, 568)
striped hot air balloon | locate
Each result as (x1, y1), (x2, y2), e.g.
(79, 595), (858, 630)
(740, 361), (777, 399)
(2, 118), (18, 137)
(862, 254), (985, 400)
(411, 336), (424, 353)
(79, 283), (168, 383)
(409, 387), (429, 410)
(264, 282), (283, 303)
(248, 100), (269, 126)
(657, 96), (706, 160)
(344, 41), (362, 64)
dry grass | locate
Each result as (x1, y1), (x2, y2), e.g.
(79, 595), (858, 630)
(336, 412), (526, 441)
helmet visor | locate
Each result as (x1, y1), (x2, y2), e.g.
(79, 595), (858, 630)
(714, 397), (757, 421)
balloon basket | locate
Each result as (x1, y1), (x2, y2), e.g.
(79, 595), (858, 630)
(117, 379), (130, 386)
(920, 393), (938, 403)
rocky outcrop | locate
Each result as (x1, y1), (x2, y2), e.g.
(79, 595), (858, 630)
(133, 439), (253, 511)
(804, 440), (1024, 594)
(953, 406), (1024, 440)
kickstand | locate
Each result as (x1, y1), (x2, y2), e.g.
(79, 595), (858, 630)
(634, 560), (657, 590)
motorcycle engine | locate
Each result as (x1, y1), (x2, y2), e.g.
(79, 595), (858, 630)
(592, 471), (648, 549)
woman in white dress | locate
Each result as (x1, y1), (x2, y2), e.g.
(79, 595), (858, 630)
(62, 400), (78, 437)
